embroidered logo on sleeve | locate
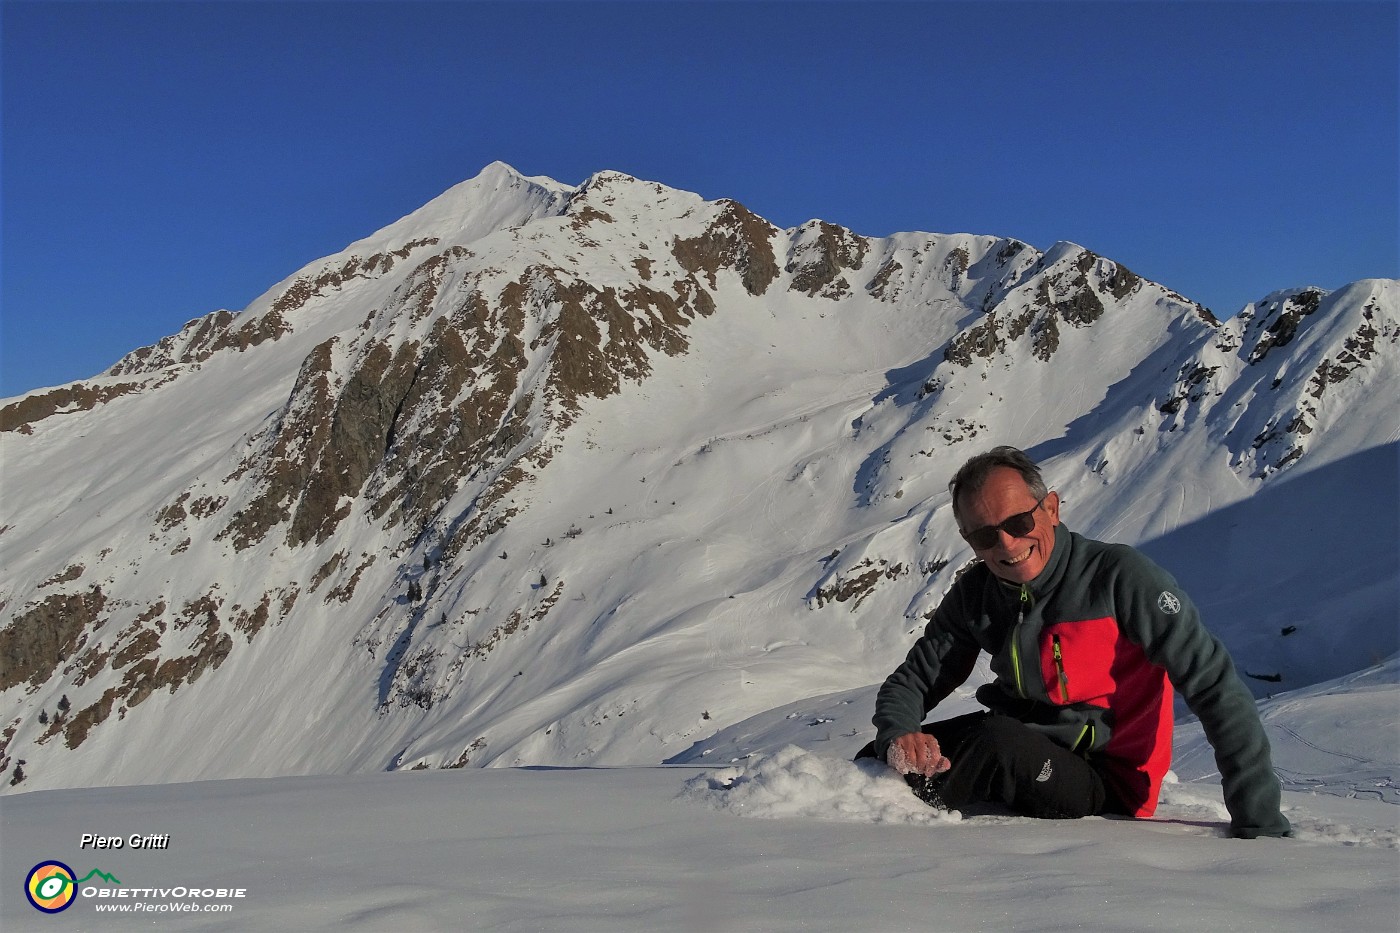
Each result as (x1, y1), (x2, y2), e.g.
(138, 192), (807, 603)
(1157, 591), (1181, 614)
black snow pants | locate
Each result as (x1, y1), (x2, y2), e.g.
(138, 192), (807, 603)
(856, 711), (1115, 819)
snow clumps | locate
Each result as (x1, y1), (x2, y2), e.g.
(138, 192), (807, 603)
(680, 745), (961, 825)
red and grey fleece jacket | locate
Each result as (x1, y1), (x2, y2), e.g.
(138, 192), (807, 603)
(874, 523), (1291, 839)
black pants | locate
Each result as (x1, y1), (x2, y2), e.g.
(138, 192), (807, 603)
(856, 712), (1111, 819)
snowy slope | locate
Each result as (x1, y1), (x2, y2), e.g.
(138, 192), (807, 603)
(1, 163), (1396, 800)
(2, 662), (1395, 932)
(5, 770), (1395, 933)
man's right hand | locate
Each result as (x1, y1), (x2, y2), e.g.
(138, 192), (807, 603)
(886, 732), (952, 777)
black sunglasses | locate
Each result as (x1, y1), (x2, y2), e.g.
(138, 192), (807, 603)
(960, 495), (1048, 550)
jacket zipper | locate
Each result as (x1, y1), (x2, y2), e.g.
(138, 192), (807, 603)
(1052, 634), (1070, 702)
(1010, 584), (1032, 698)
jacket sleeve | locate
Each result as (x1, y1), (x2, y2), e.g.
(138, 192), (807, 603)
(872, 583), (981, 759)
(1110, 546), (1291, 839)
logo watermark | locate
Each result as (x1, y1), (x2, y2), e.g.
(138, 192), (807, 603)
(24, 861), (116, 913)
(24, 858), (245, 915)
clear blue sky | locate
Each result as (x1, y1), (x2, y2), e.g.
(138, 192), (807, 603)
(3, 1), (1395, 397)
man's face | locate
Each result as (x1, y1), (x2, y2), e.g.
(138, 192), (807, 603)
(955, 467), (1060, 585)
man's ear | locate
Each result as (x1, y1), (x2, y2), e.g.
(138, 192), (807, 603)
(1044, 490), (1061, 526)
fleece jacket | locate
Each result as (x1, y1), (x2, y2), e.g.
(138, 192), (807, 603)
(874, 523), (1291, 839)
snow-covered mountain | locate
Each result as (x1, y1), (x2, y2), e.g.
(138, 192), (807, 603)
(2, 161), (1396, 794)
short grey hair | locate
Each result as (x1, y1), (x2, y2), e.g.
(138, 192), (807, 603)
(949, 446), (1049, 524)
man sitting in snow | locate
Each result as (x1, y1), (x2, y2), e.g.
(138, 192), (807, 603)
(861, 446), (1291, 838)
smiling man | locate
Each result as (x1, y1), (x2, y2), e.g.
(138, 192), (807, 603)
(862, 446), (1290, 838)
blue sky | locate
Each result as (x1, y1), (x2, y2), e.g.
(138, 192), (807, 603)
(3, 0), (1395, 397)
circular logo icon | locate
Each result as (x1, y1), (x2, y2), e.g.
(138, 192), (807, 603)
(26, 861), (77, 913)
(1157, 591), (1182, 615)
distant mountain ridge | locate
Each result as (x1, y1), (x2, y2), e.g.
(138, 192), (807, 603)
(2, 162), (1395, 793)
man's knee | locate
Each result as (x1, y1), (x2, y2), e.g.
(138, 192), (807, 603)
(977, 713), (1031, 743)
(960, 714), (1041, 771)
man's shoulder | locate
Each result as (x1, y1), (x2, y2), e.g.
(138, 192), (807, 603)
(1071, 540), (1196, 631)
(938, 559), (994, 615)
(948, 558), (994, 594)
(1067, 533), (1172, 584)
(1069, 530), (1142, 562)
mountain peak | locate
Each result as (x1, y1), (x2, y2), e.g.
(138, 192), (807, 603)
(474, 160), (571, 191)
(564, 169), (704, 222)
(579, 168), (640, 186)
(334, 163), (572, 259)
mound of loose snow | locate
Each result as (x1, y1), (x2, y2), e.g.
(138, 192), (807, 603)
(681, 745), (960, 825)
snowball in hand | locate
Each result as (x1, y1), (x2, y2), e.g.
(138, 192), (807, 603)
(887, 736), (951, 777)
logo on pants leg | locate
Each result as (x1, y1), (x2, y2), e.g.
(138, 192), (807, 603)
(1035, 759), (1054, 782)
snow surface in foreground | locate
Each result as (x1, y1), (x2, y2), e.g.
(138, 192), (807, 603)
(1, 762), (1395, 933)
(3, 663), (1396, 932)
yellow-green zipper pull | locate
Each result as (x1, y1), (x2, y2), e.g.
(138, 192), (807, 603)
(1052, 634), (1069, 701)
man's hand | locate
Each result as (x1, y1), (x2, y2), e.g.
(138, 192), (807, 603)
(886, 732), (951, 777)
